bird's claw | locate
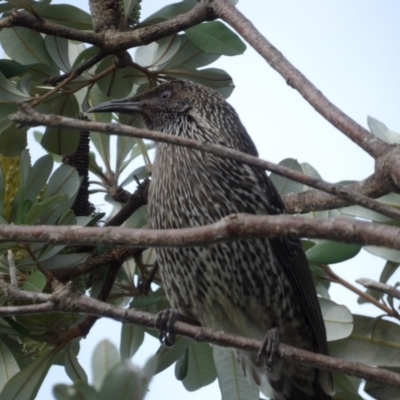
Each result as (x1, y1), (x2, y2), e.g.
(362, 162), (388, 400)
(257, 327), (280, 372)
(156, 308), (180, 347)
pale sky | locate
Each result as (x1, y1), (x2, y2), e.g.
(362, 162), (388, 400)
(27, 1), (400, 399)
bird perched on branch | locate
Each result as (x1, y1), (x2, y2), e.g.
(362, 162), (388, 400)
(89, 80), (334, 400)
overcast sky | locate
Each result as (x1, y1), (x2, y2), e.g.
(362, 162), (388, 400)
(31, 1), (400, 399)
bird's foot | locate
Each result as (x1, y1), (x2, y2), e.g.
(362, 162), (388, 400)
(257, 327), (280, 372)
(156, 308), (180, 347)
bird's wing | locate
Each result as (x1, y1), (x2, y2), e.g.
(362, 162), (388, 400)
(260, 174), (328, 354)
(261, 174), (334, 394)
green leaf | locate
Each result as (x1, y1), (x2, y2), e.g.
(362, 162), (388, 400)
(329, 315), (400, 366)
(39, 4), (92, 30)
(0, 123), (27, 157)
(96, 58), (134, 99)
(301, 162), (323, 180)
(0, 60), (35, 79)
(23, 193), (68, 224)
(364, 367), (400, 400)
(41, 164), (80, 224)
(20, 148), (31, 191)
(24, 154), (53, 203)
(163, 34), (220, 69)
(41, 95), (80, 155)
(120, 324), (144, 360)
(90, 133), (110, 172)
(182, 342), (217, 391)
(64, 344), (88, 383)
(119, 140), (155, 176)
(332, 372), (363, 399)
(0, 27), (54, 67)
(141, 0), (196, 25)
(186, 21), (246, 56)
(0, 339), (20, 392)
(155, 338), (192, 374)
(368, 116), (400, 144)
(364, 246), (400, 263)
(124, 205), (148, 229)
(175, 348), (189, 380)
(53, 382), (98, 400)
(44, 36), (71, 73)
(0, 349), (57, 400)
(319, 297), (353, 341)
(45, 164), (79, 200)
(358, 261), (399, 304)
(269, 158), (304, 195)
(88, 151), (107, 182)
(22, 270), (46, 292)
(4, 0), (50, 14)
(0, 335), (24, 368)
(0, 102), (17, 123)
(2, 318), (43, 342)
(339, 204), (392, 223)
(120, 166), (150, 187)
(91, 340), (120, 391)
(115, 136), (136, 173)
(128, 294), (164, 309)
(306, 241), (361, 264)
(99, 357), (157, 400)
(0, 71), (31, 102)
(72, 46), (99, 69)
(87, 85), (112, 123)
(165, 66), (233, 97)
(39, 253), (88, 271)
(0, 166), (4, 217)
(135, 35), (181, 68)
(124, 0), (139, 20)
(213, 346), (259, 400)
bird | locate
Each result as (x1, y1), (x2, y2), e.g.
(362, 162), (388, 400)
(89, 80), (334, 400)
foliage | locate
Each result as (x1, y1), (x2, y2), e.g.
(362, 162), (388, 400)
(0, 1), (397, 400)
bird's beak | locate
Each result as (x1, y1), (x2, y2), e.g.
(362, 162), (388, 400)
(87, 99), (145, 114)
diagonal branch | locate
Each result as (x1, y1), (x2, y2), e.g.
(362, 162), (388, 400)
(0, 280), (400, 390)
(283, 174), (388, 214)
(10, 105), (400, 221)
(212, 0), (390, 158)
(1, 215), (400, 250)
(0, 1), (215, 54)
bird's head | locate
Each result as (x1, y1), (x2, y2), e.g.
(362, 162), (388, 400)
(88, 80), (229, 133)
(88, 80), (256, 152)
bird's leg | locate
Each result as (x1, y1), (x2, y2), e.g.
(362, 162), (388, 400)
(156, 309), (200, 347)
(257, 327), (280, 372)
(156, 308), (179, 347)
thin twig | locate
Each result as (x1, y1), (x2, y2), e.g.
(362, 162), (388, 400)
(0, 279), (400, 390)
(0, 215), (400, 250)
(44, 50), (108, 86)
(321, 265), (395, 316)
(212, 0), (390, 158)
(10, 106), (400, 221)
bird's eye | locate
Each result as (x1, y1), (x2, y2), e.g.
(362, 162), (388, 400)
(160, 90), (172, 100)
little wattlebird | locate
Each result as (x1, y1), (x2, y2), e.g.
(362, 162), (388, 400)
(89, 80), (334, 400)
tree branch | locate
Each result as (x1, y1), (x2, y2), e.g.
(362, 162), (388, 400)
(283, 174), (388, 214)
(1, 215), (400, 250)
(1, 280), (400, 390)
(0, 1), (215, 54)
(10, 105), (400, 221)
(0, 9), (102, 46)
(357, 278), (400, 301)
(212, 0), (390, 158)
(322, 265), (396, 317)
